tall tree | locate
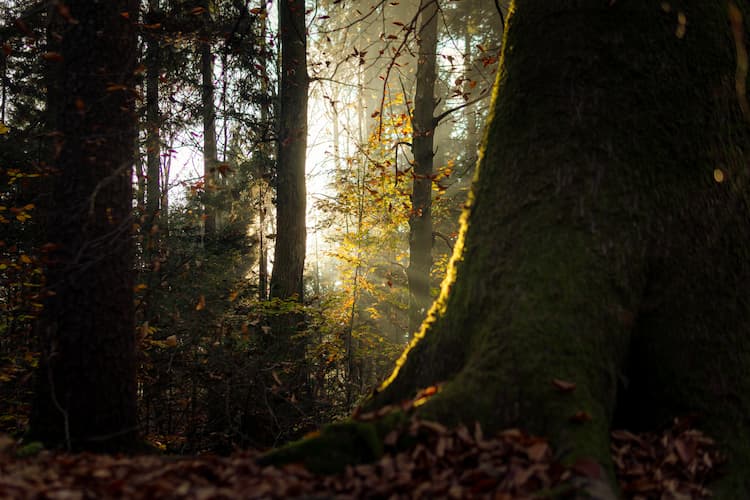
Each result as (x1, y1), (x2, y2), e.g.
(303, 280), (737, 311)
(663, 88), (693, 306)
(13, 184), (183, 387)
(270, 0), (308, 301)
(30, 0), (139, 452)
(270, 1), (750, 495)
(407, 0), (439, 337)
(201, 0), (219, 238)
(256, 0), (272, 300)
(145, 0), (162, 261)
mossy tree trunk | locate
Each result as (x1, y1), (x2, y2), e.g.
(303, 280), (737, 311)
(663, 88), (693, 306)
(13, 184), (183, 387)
(364, 0), (750, 496)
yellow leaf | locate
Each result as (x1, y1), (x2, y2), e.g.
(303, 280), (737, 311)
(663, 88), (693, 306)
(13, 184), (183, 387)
(195, 295), (206, 311)
(139, 321), (150, 339)
(165, 335), (178, 347)
(0, 123), (9, 134)
(714, 168), (725, 183)
(19, 254), (32, 264)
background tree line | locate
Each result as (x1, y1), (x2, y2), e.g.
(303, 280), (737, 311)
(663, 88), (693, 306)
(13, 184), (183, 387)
(0, 0), (502, 452)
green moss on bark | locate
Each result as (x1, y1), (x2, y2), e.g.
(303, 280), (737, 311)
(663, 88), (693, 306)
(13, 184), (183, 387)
(266, 2), (750, 496)
(259, 412), (409, 474)
(367, 0), (750, 496)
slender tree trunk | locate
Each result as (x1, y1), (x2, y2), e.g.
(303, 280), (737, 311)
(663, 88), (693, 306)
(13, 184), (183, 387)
(257, 0), (271, 301)
(135, 150), (146, 214)
(270, 0), (308, 301)
(462, 9), (478, 170)
(1, 48), (6, 123)
(201, 0), (218, 238)
(31, 0), (138, 452)
(407, 0), (438, 337)
(145, 0), (161, 263)
(258, 194), (269, 300)
(161, 134), (172, 238)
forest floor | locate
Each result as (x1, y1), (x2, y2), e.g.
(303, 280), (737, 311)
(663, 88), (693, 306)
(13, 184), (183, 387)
(0, 416), (723, 499)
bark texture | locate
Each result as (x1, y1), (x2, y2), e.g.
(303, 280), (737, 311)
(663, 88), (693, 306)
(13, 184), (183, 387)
(270, 0), (308, 301)
(31, 0), (139, 452)
(366, 1), (750, 496)
(407, 0), (439, 337)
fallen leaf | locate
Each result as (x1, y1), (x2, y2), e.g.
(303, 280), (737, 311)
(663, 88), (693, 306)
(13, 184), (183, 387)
(552, 378), (577, 392)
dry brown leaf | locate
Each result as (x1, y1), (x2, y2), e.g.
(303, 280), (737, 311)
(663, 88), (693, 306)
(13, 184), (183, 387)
(551, 378), (577, 392)
(525, 441), (549, 462)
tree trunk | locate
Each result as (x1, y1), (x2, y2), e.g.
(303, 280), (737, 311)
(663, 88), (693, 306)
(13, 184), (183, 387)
(257, 0), (271, 301)
(145, 0), (161, 258)
(257, 0), (311, 446)
(30, 0), (139, 452)
(407, 0), (438, 337)
(368, 0), (750, 495)
(270, 0), (308, 301)
(201, 0), (218, 239)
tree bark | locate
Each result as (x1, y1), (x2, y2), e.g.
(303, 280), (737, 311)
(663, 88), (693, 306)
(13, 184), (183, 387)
(145, 0), (161, 256)
(31, 0), (139, 452)
(270, 0), (308, 301)
(407, 0), (438, 337)
(257, 0), (271, 301)
(201, 0), (218, 239)
(370, 0), (750, 495)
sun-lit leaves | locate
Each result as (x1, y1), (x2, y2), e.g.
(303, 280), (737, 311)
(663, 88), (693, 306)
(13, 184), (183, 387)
(0, 165), (46, 372)
(714, 168), (725, 183)
(675, 10), (688, 39)
(195, 295), (206, 311)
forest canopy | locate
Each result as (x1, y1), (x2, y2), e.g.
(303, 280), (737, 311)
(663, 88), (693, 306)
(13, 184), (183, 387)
(0, 0), (502, 451)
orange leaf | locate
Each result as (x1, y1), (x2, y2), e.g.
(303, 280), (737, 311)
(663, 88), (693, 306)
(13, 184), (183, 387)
(195, 295), (206, 310)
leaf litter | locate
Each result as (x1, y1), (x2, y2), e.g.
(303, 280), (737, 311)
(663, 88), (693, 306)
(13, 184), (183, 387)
(0, 417), (723, 499)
